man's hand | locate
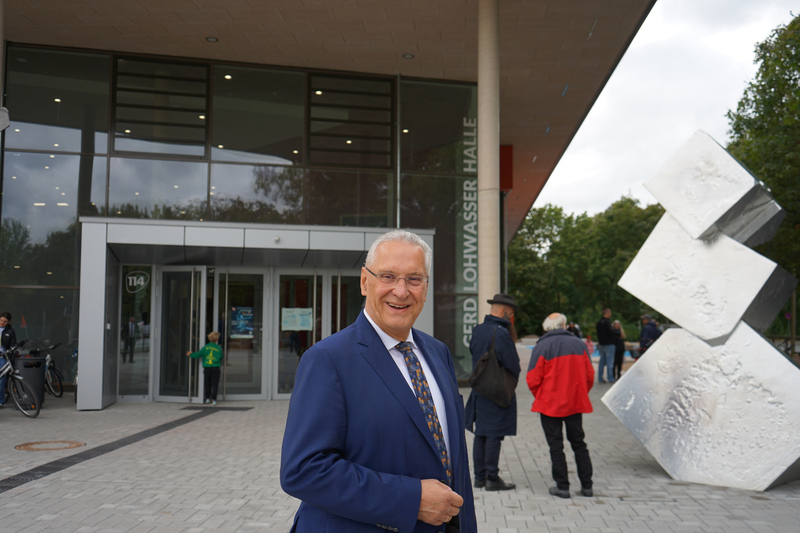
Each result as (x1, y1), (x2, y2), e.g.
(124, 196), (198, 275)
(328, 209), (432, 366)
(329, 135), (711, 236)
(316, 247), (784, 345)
(418, 479), (463, 525)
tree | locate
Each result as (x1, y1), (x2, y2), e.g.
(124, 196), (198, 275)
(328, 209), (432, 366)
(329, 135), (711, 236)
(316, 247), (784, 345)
(727, 14), (800, 282)
(507, 197), (663, 337)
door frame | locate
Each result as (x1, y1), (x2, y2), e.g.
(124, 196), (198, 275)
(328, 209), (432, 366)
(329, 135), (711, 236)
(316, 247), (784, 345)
(271, 268), (361, 400)
(153, 265), (207, 403)
(213, 267), (271, 401)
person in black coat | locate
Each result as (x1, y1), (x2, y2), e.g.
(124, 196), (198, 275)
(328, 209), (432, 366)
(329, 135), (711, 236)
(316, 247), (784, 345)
(465, 294), (521, 491)
(0, 311), (18, 409)
(611, 320), (626, 380)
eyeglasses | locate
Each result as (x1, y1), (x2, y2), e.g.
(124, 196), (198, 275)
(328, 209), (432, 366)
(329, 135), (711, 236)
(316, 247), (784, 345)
(365, 267), (428, 288)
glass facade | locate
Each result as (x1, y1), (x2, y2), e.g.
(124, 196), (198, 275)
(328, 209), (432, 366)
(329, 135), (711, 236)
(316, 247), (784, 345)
(1, 44), (478, 388)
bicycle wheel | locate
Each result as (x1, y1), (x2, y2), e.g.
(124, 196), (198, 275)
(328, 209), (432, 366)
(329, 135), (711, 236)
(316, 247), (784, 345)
(46, 366), (64, 397)
(9, 377), (40, 418)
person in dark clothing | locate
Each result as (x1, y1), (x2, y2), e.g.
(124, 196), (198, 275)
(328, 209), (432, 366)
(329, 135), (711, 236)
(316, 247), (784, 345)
(611, 320), (626, 380)
(0, 312), (18, 409)
(638, 314), (662, 357)
(567, 322), (582, 338)
(527, 312), (594, 499)
(465, 293), (521, 492)
(595, 308), (615, 383)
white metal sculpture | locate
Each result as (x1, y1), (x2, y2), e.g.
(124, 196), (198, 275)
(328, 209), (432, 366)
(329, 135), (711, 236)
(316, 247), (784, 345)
(604, 130), (800, 491)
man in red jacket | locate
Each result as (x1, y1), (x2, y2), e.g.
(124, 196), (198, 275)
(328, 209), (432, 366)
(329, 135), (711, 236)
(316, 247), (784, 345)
(526, 312), (595, 499)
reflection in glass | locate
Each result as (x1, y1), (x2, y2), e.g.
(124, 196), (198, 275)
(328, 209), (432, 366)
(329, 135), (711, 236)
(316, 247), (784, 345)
(305, 170), (393, 227)
(1, 152), (105, 285)
(119, 265), (152, 396)
(209, 164), (303, 224)
(400, 174), (470, 377)
(108, 158), (208, 220)
(211, 65), (304, 164)
(5, 46), (110, 154)
(278, 275), (322, 394)
(401, 80), (478, 174)
(159, 270), (201, 397)
(0, 289), (79, 382)
(217, 273), (263, 396)
(114, 58), (208, 157)
(331, 275), (363, 334)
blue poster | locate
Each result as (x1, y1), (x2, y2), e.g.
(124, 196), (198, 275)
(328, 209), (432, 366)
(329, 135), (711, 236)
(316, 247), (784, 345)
(230, 307), (254, 339)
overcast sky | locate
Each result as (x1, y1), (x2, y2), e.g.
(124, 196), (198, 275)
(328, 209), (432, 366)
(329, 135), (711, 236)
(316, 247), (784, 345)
(534, 0), (798, 217)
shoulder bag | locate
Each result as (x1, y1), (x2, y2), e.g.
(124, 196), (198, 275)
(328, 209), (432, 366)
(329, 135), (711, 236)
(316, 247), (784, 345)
(468, 327), (518, 408)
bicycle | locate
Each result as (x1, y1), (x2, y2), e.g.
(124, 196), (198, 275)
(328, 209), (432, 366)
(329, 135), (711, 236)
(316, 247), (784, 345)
(1, 343), (41, 418)
(42, 343), (64, 398)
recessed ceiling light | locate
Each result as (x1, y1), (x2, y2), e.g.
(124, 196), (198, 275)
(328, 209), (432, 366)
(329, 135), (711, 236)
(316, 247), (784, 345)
(47, 272), (52, 275)
(13, 266), (20, 269)
(402, 129), (409, 133)
(346, 140), (352, 144)
(50, 155), (55, 158)
(224, 75), (232, 80)
(125, 129), (131, 134)
(402, 54), (414, 59)
(315, 90), (322, 95)
(206, 37), (218, 42)
(218, 144), (224, 148)
(14, 129), (19, 132)
(135, 192), (139, 195)
(57, 203), (68, 206)
(199, 115), (206, 120)
(54, 98), (61, 102)
(54, 144), (59, 147)
(292, 150), (299, 154)
(174, 185), (179, 188)
(34, 203), (45, 206)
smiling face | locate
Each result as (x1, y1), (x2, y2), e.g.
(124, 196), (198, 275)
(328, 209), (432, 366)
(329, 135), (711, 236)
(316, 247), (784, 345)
(361, 240), (428, 342)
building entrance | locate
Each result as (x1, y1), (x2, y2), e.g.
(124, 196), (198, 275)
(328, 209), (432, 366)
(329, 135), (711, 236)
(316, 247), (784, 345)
(155, 266), (206, 403)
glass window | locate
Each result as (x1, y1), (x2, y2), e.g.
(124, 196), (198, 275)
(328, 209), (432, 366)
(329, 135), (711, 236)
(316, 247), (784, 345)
(305, 170), (393, 227)
(0, 289), (79, 383)
(119, 265), (152, 397)
(278, 274), (322, 394)
(5, 47), (110, 154)
(113, 58), (208, 157)
(401, 174), (477, 379)
(108, 158), (208, 220)
(1, 152), (106, 285)
(217, 273), (263, 395)
(209, 164), (303, 224)
(309, 74), (393, 169)
(211, 66), (304, 165)
(331, 275), (363, 334)
(400, 80), (478, 174)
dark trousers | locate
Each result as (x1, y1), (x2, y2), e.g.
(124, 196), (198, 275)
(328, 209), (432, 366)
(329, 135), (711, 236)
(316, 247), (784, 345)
(614, 348), (624, 380)
(203, 367), (221, 401)
(473, 435), (504, 481)
(124, 338), (134, 363)
(540, 413), (593, 490)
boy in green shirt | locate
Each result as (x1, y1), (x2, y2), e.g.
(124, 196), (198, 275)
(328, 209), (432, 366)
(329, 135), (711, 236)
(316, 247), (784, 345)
(186, 332), (223, 405)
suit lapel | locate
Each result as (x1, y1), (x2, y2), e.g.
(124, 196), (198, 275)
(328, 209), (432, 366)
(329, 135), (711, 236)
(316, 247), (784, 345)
(355, 313), (438, 453)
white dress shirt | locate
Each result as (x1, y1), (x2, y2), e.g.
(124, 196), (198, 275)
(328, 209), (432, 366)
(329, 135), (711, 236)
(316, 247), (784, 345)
(363, 311), (451, 456)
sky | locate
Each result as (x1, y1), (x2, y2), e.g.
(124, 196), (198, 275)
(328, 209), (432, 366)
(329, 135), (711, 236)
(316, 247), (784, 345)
(534, 0), (798, 217)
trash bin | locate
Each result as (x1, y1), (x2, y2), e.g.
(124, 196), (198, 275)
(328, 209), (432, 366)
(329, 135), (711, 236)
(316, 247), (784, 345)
(12, 356), (46, 407)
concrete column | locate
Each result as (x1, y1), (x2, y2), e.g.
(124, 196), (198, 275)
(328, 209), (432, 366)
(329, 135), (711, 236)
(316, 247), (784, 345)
(477, 0), (501, 314)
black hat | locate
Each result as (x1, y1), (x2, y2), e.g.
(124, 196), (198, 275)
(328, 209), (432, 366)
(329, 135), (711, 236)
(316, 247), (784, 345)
(641, 314), (653, 320)
(487, 293), (519, 311)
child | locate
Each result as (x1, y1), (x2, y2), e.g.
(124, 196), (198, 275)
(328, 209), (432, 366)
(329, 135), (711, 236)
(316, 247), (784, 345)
(186, 332), (223, 405)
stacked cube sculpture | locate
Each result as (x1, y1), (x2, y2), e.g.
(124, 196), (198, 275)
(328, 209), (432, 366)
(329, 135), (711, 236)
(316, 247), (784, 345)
(603, 130), (800, 491)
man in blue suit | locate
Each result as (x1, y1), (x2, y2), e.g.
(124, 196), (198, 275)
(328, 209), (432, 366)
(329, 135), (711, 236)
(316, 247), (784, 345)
(281, 230), (476, 533)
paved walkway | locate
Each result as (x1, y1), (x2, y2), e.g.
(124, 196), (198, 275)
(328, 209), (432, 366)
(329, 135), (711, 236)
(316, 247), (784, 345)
(0, 344), (798, 532)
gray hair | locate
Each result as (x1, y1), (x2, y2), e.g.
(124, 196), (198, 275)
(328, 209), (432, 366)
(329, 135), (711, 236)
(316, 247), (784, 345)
(542, 313), (567, 332)
(365, 230), (432, 277)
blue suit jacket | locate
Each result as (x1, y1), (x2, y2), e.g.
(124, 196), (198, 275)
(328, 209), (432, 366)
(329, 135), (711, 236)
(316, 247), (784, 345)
(280, 311), (477, 533)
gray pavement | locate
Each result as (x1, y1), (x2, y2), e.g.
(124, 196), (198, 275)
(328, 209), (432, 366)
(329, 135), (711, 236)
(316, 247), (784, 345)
(1, 344), (799, 532)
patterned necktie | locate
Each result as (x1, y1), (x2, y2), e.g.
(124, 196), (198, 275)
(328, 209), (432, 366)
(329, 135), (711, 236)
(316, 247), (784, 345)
(396, 341), (452, 485)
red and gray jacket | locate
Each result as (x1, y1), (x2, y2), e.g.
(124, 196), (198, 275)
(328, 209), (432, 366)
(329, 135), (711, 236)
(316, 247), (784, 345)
(526, 329), (594, 417)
